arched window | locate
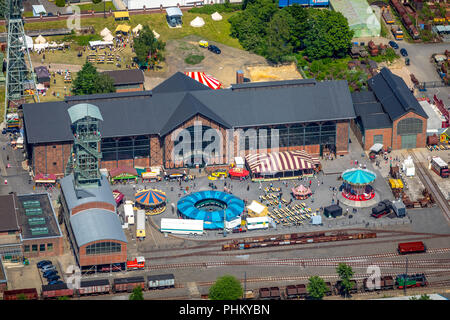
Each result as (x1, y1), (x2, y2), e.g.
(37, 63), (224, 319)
(85, 241), (122, 255)
(397, 118), (423, 135)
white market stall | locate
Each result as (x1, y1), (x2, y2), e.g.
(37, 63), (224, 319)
(211, 12), (223, 21)
(246, 216), (269, 230)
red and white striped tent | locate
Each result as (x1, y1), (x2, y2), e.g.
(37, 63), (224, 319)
(184, 71), (222, 89)
(245, 150), (320, 176)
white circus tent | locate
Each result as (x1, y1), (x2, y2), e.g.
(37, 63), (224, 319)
(184, 72), (222, 90)
(132, 24), (143, 34)
(35, 35), (47, 44)
(190, 16), (205, 28)
(100, 27), (111, 37)
(103, 33), (114, 42)
(211, 12), (222, 21)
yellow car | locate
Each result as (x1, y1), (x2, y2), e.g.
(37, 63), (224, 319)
(211, 170), (228, 179)
(208, 175), (217, 181)
(199, 40), (209, 48)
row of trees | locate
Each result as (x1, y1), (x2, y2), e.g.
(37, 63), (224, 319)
(229, 0), (354, 63)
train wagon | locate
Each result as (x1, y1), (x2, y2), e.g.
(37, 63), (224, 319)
(78, 279), (111, 296)
(147, 274), (175, 290)
(395, 274), (427, 289)
(397, 241), (426, 255)
(41, 283), (74, 299)
(113, 276), (146, 293)
(259, 287), (271, 299)
(3, 288), (38, 300)
(270, 287), (281, 300)
(285, 284), (307, 299)
(335, 280), (358, 295)
(136, 209), (146, 239)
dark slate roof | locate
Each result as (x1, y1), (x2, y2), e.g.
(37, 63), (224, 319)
(34, 66), (50, 79)
(22, 74), (355, 144)
(152, 72), (212, 93)
(0, 194), (19, 232)
(368, 67), (428, 121)
(351, 102), (385, 117)
(103, 69), (145, 86)
(147, 274), (174, 281)
(359, 113), (393, 130)
(80, 279), (110, 287)
(231, 79), (317, 90)
(351, 91), (377, 104)
(159, 92), (232, 136)
(114, 276), (145, 284)
(64, 90), (152, 103)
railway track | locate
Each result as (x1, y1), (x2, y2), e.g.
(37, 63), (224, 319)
(409, 151), (450, 223)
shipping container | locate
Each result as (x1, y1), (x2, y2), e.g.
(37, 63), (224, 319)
(398, 241), (426, 254)
(160, 218), (203, 235)
(246, 217), (269, 230)
(147, 274), (175, 289)
(78, 279), (110, 295)
(113, 276), (146, 293)
(430, 157), (449, 178)
(278, 0), (329, 7)
(3, 288), (38, 300)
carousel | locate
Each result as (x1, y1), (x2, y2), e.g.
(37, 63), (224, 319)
(134, 189), (167, 215)
(291, 184), (312, 200)
(338, 168), (379, 208)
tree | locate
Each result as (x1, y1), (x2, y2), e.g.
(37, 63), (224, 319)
(17, 293), (27, 300)
(303, 9), (353, 60)
(92, 0), (102, 4)
(129, 286), (144, 300)
(133, 25), (166, 69)
(57, 296), (69, 300)
(336, 263), (354, 298)
(208, 275), (243, 300)
(307, 276), (328, 300)
(410, 294), (431, 300)
(264, 10), (294, 63)
(71, 62), (116, 96)
(55, 0), (66, 8)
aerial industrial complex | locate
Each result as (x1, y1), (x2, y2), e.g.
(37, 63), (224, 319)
(0, 0), (449, 304)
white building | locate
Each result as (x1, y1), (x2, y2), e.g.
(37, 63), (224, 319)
(122, 0), (240, 10)
(32, 5), (46, 17)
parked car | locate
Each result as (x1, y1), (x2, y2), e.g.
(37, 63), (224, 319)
(400, 48), (408, 57)
(37, 260), (52, 269)
(48, 280), (64, 285)
(41, 264), (56, 272)
(43, 270), (58, 278)
(208, 45), (221, 54)
(47, 12), (54, 17)
(47, 275), (61, 282)
(405, 57), (410, 66)
(388, 41), (399, 49)
(199, 40), (208, 48)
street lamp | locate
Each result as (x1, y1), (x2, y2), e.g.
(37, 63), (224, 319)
(103, 0), (106, 19)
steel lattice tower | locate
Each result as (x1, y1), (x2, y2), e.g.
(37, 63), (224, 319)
(66, 104), (103, 189)
(4, 0), (39, 115)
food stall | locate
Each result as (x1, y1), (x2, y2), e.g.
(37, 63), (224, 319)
(34, 173), (57, 186)
(141, 166), (162, 182)
(110, 167), (138, 184)
(164, 169), (186, 181)
(112, 189), (125, 206)
(246, 200), (268, 218)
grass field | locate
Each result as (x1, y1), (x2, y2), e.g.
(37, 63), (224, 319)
(23, 12), (242, 49)
(37, 72), (74, 103)
(75, 2), (117, 12)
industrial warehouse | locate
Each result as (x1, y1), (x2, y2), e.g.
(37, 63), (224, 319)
(20, 67), (427, 178)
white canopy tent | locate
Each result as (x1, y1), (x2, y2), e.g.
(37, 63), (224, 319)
(132, 24), (143, 34)
(100, 27), (111, 37)
(35, 35), (47, 44)
(33, 43), (49, 51)
(190, 16), (205, 28)
(103, 33), (114, 42)
(211, 12), (222, 21)
(21, 35), (33, 50)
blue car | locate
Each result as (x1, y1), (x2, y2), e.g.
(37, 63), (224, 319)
(37, 260), (52, 269)
(389, 41), (399, 49)
(43, 270), (58, 278)
(400, 48), (408, 57)
(48, 280), (64, 285)
(47, 275), (60, 282)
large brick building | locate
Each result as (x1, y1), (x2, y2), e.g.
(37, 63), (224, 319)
(59, 174), (127, 273)
(22, 72), (356, 176)
(351, 68), (428, 150)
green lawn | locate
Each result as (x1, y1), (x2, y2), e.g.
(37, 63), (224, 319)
(23, 12), (242, 49)
(75, 2), (117, 12)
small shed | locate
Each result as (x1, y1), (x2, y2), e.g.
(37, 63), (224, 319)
(392, 199), (406, 217)
(324, 205), (342, 218)
(166, 7), (183, 27)
(311, 215), (322, 225)
(32, 5), (46, 17)
(34, 66), (51, 87)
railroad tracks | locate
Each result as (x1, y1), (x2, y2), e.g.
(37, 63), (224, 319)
(409, 152), (450, 223)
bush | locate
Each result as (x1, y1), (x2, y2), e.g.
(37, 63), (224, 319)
(92, 0), (102, 4)
(55, 0), (66, 7)
(185, 54), (205, 65)
(74, 34), (102, 46)
(189, 3), (241, 14)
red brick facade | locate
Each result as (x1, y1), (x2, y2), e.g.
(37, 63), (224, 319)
(392, 112), (427, 150)
(30, 117), (352, 174)
(363, 128), (393, 151)
(22, 237), (63, 258)
(78, 240), (127, 267)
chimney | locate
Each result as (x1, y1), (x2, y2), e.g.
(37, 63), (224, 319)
(236, 70), (244, 84)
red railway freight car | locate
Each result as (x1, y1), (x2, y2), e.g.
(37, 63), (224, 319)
(41, 283), (74, 299)
(3, 288), (38, 300)
(112, 276), (145, 293)
(270, 287), (281, 299)
(397, 241), (426, 254)
(78, 279), (111, 296)
(259, 287), (270, 299)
